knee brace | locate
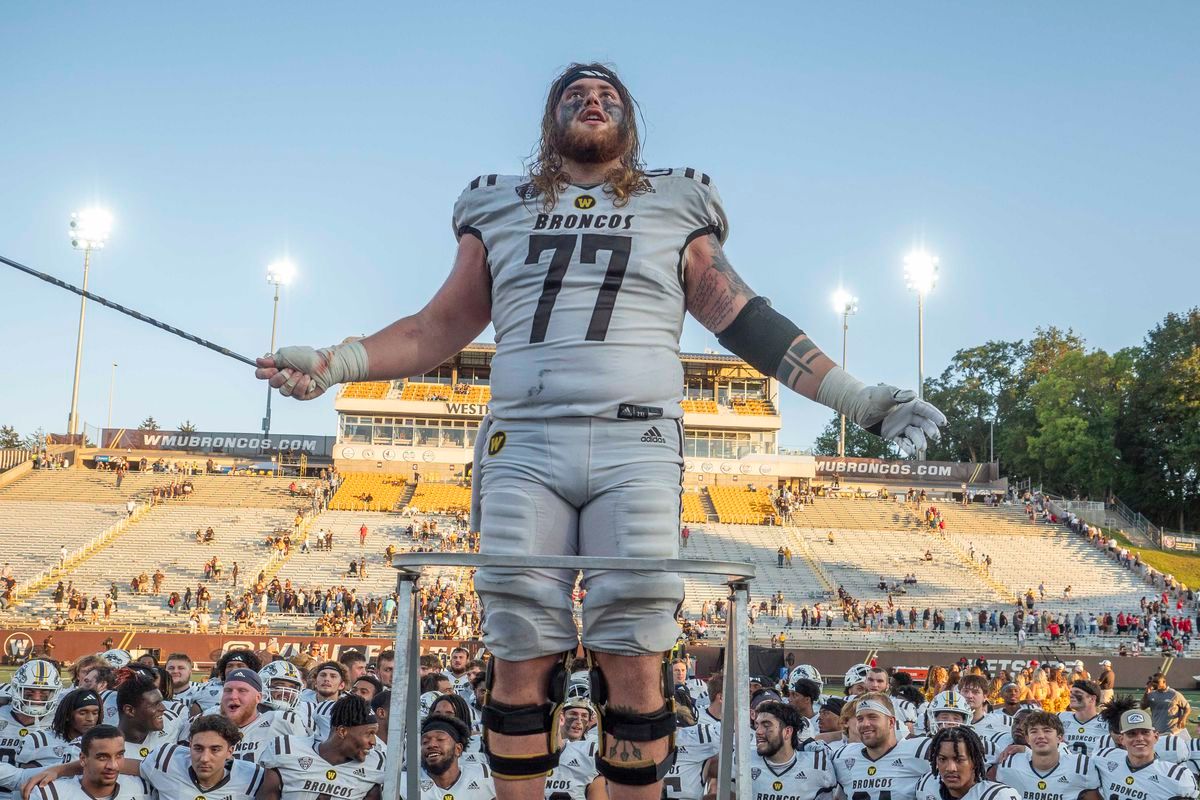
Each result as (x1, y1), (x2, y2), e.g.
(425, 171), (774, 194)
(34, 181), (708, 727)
(480, 652), (572, 780)
(588, 653), (678, 786)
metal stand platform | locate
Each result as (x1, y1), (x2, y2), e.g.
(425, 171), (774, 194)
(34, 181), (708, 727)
(383, 552), (755, 800)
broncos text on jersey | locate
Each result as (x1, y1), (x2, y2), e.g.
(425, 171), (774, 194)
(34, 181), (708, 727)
(995, 751), (1101, 800)
(832, 735), (933, 800)
(1059, 713), (1110, 755)
(748, 747), (838, 800)
(260, 736), (385, 800)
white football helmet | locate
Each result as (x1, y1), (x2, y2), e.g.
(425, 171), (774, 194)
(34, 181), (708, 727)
(418, 691), (440, 720)
(844, 664), (871, 691)
(789, 664), (823, 692)
(566, 676), (590, 701)
(11, 660), (63, 719)
(259, 661), (304, 710)
(927, 690), (972, 731)
(99, 649), (131, 669)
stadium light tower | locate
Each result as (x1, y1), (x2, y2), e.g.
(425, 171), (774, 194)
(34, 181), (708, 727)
(67, 207), (114, 438)
(904, 248), (938, 461)
(831, 288), (858, 457)
(262, 259), (295, 438)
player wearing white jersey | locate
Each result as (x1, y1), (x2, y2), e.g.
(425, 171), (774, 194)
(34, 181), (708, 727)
(261, 62), (945, 799)
(139, 715), (276, 800)
(19, 690), (101, 768)
(260, 696), (385, 800)
(33, 726), (151, 800)
(545, 738), (600, 800)
(111, 672), (177, 761)
(994, 711), (1101, 800)
(0, 660), (61, 771)
(1060, 681), (1109, 755)
(1094, 710), (1197, 800)
(661, 720), (719, 800)
(959, 677), (1009, 739)
(216, 670), (308, 763)
(671, 661), (711, 715)
(1097, 696), (1188, 766)
(914, 728), (1020, 800)
(739, 701), (838, 800)
(833, 693), (932, 800)
(399, 713), (497, 800)
(164, 654), (202, 709)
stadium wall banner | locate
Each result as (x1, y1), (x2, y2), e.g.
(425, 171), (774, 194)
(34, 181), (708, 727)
(101, 429), (336, 457)
(1, 629), (478, 665)
(813, 456), (999, 485)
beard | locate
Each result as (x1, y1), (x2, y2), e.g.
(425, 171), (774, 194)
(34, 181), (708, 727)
(551, 118), (628, 165)
(422, 755), (453, 776)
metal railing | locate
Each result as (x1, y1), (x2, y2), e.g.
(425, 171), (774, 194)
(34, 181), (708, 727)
(1108, 496), (1163, 547)
(0, 448), (34, 473)
(384, 552), (756, 800)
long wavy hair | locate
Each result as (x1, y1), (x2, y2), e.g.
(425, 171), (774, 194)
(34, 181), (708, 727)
(527, 62), (647, 211)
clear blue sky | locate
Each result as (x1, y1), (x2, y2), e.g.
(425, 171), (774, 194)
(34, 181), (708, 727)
(2, 3), (1197, 450)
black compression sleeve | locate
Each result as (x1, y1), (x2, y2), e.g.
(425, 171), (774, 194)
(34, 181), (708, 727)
(715, 296), (803, 378)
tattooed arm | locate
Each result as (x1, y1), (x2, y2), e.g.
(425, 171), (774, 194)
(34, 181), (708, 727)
(683, 232), (946, 456)
(683, 232), (836, 400)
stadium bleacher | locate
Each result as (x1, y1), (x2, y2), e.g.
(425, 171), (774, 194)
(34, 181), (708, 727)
(406, 483), (470, 514)
(328, 473), (407, 512)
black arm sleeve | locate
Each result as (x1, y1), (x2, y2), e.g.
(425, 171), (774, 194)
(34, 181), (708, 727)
(715, 296), (803, 378)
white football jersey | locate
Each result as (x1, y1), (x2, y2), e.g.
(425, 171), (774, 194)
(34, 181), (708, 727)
(232, 709), (309, 763)
(1059, 712), (1109, 755)
(443, 670), (473, 700)
(683, 678), (711, 712)
(699, 706), (723, 739)
(832, 736), (933, 800)
(141, 743), (267, 800)
(452, 169), (728, 421)
(172, 681), (203, 707)
(260, 735), (385, 800)
(312, 700), (337, 740)
(914, 776), (1019, 800)
(400, 762), (495, 800)
(196, 680), (224, 708)
(995, 751), (1100, 800)
(748, 747), (837, 800)
(1097, 737), (1188, 764)
(545, 739), (599, 800)
(121, 725), (179, 760)
(972, 712), (1014, 738)
(0, 706), (47, 768)
(664, 723), (720, 800)
(1095, 753), (1196, 800)
(17, 730), (77, 767)
(34, 775), (150, 800)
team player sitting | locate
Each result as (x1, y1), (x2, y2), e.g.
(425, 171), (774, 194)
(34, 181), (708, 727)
(832, 693), (932, 800)
(913, 728), (1019, 800)
(1093, 710), (1196, 800)
(399, 714), (495, 800)
(258, 60), (947, 800)
(993, 711), (1101, 800)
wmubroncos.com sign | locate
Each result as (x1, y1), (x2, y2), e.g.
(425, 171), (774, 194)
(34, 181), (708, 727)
(101, 429), (336, 457)
(814, 457), (998, 485)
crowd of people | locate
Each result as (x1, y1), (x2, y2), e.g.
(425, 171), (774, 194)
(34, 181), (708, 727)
(1, 640), (1197, 800)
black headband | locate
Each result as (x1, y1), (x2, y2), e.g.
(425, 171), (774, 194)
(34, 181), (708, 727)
(68, 690), (101, 711)
(421, 715), (469, 745)
(557, 69), (625, 102)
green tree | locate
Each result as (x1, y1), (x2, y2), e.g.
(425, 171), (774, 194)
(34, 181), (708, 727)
(0, 426), (19, 449)
(1118, 309), (1200, 531)
(178, 420), (197, 434)
(138, 416), (160, 431)
(812, 414), (897, 458)
(923, 340), (1024, 463)
(20, 427), (46, 451)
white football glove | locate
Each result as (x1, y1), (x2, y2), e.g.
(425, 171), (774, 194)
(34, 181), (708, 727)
(816, 367), (947, 457)
(269, 340), (370, 400)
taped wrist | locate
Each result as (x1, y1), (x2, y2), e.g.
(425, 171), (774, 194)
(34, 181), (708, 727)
(715, 296), (802, 379)
(318, 340), (370, 387)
